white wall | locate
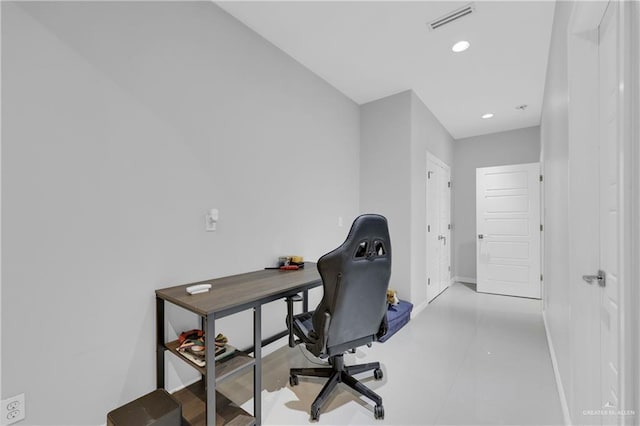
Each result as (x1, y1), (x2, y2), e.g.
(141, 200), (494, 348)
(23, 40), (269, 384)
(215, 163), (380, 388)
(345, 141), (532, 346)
(1, 2), (360, 424)
(539, 0), (573, 417)
(360, 90), (453, 308)
(542, 1), (640, 422)
(452, 126), (541, 281)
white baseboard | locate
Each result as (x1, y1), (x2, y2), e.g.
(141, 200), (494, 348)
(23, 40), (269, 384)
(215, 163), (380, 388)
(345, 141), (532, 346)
(453, 276), (476, 284)
(412, 299), (430, 318)
(542, 309), (572, 426)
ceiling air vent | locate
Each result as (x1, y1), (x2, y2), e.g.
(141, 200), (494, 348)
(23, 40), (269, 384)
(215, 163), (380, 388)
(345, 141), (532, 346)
(427, 3), (476, 31)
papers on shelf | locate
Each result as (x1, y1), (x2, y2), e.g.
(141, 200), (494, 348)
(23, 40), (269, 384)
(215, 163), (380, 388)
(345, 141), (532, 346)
(176, 345), (237, 367)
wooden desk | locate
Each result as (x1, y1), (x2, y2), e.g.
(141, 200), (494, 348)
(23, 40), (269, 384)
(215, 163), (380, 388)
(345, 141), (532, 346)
(155, 263), (321, 426)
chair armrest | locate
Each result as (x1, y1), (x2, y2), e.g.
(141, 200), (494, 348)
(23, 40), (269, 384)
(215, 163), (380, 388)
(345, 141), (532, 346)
(376, 311), (388, 340)
(320, 311), (331, 354)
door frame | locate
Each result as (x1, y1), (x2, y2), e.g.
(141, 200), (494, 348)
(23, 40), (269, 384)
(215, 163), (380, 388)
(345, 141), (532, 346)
(568, 1), (639, 423)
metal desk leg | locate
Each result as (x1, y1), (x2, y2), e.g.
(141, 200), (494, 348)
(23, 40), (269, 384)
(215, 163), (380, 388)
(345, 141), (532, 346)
(206, 313), (216, 426)
(156, 297), (165, 389)
(303, 289), (309, 313)
(254, 305), (262, 425)
(201, 317), (206, 383)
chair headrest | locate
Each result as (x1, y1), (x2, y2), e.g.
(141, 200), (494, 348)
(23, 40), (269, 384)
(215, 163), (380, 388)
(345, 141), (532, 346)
(341, 214), (390, 262)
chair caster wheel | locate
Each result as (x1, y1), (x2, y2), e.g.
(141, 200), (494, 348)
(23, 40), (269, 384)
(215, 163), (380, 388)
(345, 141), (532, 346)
(374, 368), (383, 380)
(311, 407), (320, 421)
(289, 374), (299, 386)
(374, 404), (384, 420)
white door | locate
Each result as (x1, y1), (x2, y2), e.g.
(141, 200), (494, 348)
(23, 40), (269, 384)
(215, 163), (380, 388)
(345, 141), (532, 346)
(476, 163), (541, 299)
(439, 168), (451, 291)
(426, 162), (440, 303)
(597, 2), (620, 420)
(426, 153), (451, 302)
(568, 2), (625, 423)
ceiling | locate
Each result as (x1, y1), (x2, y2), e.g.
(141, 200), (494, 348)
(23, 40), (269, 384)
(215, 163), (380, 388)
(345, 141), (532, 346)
(216, 1), (555, 140)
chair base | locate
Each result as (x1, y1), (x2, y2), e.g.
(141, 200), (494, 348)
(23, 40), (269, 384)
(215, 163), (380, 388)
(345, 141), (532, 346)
(289, 354), (385, 420)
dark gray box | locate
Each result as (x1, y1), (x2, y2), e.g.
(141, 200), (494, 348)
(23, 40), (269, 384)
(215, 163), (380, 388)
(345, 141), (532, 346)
(107, 389), (181, 426)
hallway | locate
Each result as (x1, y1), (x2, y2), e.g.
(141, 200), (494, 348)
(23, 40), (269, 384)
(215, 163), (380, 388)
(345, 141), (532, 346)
(219, 282), (564, 425)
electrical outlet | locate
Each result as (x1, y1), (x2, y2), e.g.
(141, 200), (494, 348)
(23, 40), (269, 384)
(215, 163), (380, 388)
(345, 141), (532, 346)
(2, 394), (25, 424)
(7, 410), (21, 420)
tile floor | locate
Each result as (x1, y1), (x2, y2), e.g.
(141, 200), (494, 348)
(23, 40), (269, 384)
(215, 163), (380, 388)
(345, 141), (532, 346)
(218, 282), (564, 425)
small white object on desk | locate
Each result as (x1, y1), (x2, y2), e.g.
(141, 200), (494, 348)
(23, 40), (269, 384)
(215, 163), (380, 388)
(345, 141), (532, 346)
(186, 284), (212, 295)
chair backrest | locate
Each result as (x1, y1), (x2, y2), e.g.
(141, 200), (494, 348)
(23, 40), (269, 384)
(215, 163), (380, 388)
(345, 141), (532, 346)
(311, 214), (392, 356)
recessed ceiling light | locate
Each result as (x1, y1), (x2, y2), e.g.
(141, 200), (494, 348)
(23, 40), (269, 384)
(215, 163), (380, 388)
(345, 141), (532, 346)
(482, 113), (494, 119)
(452, 40), (470, 53)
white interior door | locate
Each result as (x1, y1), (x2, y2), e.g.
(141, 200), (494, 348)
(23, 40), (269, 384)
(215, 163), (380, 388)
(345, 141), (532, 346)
(426, 162), (440, 303)
(439, 166), (451, 292)
(567, 4), (603, 423)
(426, 153), (451, 302)
(476, 163), (541, 299)
(568, 1), (636, 424)
(597, 2), (621, 419)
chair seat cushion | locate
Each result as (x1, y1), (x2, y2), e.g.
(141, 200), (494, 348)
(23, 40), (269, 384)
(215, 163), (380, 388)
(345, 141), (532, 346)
(292, 311), (318, 343)
(378, 300), (413, 342)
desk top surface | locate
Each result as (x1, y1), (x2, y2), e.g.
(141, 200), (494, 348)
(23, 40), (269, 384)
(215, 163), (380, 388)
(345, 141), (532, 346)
(156, 263), (322, 316)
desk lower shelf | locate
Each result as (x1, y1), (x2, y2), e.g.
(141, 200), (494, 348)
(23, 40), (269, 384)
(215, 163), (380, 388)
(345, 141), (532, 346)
(172, 381), (254, 426)
(164, 340), (255, 382)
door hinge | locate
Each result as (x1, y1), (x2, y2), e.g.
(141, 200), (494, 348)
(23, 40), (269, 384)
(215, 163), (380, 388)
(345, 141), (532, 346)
(540, 224), (543, 232)
(448, 181), (451, 188)
(540, 274), (543, 281)
(448, 224), (451, 230)
(448, 266), (451, 271)
(428, 225), (431, 232)
(428, 171), (432, 179)
(540, 175), (543, 182)
(428, 277), (431, 285)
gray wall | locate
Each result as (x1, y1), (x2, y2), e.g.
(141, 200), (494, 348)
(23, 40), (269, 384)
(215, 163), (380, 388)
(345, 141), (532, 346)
(539, 0), (574, 419)
(1, 2), (360, 424)
(360, 90), (453, 309)
(360, 91), (412, 298)
(452, 126), (541, 280)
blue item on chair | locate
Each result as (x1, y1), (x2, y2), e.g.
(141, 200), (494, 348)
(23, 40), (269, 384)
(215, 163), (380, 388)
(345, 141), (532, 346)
(378, 300), (413, 342)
